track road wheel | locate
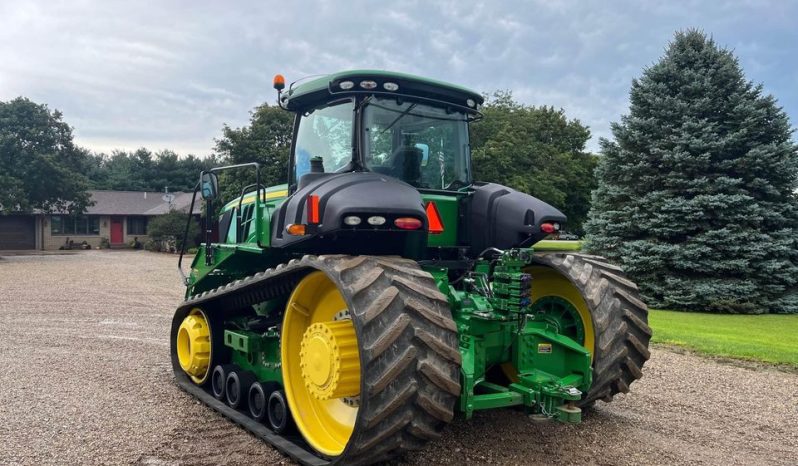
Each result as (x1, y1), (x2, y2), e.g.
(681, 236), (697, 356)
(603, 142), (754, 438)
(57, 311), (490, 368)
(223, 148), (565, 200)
(267, 390), (292, 434)
(281, 257), (461, 464)
(211, 364), (235, 400)
(226, 370), (255, 410)
(526, 253), (652, 406)
(248, 381), (268, 422)
(175, 308), (212, 384)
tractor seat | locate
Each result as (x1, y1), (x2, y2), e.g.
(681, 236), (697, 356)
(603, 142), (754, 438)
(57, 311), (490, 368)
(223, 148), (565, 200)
(390, 146), (423, 186)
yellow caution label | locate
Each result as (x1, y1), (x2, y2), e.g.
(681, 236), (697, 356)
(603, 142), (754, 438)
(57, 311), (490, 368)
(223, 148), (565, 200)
(538, 343), (553, 354)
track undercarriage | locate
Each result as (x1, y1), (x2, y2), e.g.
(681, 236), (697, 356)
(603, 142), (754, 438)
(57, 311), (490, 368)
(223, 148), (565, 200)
(171, 252), (650, 465)
(172, 254), (460, 465)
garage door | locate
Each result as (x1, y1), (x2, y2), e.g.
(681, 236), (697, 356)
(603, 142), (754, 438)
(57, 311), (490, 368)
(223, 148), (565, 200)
(0, 216), (36, 250)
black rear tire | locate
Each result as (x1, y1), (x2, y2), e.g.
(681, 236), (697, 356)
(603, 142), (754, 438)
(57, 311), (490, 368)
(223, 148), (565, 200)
(326, 256), (461, 463)
(278, 255), (462, 464)
(532, 252), (652, 405)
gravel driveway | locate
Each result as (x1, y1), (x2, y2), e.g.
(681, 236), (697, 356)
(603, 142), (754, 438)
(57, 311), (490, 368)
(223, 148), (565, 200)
(0, 251), (795, 465)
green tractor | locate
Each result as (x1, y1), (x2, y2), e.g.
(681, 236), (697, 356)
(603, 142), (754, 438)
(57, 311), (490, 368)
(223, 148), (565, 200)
(171, 70), (651, 465)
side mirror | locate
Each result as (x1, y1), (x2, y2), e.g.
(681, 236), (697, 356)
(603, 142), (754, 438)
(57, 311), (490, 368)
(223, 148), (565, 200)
(200, 172), (219, 200)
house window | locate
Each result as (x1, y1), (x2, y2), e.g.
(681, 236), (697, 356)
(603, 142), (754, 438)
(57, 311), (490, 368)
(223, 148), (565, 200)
(127, 217), (148, 235)
(50, 216), (100, 235)
(50, 216), (63, 234)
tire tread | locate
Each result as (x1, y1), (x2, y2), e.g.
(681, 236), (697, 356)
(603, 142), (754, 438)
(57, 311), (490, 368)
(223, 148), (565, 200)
(532, 253), (651, 406)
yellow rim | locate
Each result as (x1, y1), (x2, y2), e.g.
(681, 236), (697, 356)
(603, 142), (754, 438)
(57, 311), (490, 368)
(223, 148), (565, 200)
(502, 266), (596, 382)
(281, 271), (360, 457)
(176, 308), (212, 384)
(525, 266), (595, 357)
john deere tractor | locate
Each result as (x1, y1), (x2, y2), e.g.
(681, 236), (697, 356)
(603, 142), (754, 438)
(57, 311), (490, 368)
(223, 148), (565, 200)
(171, 70), (651, 465)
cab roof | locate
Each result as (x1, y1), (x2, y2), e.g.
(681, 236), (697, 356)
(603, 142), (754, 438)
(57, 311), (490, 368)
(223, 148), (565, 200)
(281, 70), (484, 113)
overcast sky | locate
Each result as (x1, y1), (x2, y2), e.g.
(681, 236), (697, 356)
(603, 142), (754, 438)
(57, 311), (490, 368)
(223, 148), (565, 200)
(1, 0), (796, 156)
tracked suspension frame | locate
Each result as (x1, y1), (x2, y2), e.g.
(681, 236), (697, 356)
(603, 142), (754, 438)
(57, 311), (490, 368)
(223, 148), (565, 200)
(173, 250), (599, 464)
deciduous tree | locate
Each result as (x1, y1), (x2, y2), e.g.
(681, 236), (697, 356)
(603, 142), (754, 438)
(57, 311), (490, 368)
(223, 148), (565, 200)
(213, 103), (293, 202)
(471, 91), (596, 233)
(0, 98), (91, 213)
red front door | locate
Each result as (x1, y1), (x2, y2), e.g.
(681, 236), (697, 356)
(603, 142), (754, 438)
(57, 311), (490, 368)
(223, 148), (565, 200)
(110, 218), (124, 244)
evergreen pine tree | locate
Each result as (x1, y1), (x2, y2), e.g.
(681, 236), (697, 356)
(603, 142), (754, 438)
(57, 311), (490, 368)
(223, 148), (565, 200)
(584, 30), (798, 314)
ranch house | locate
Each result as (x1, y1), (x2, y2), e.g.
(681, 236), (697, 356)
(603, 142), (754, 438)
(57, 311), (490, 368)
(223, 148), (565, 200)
(0, 190), (201, 251)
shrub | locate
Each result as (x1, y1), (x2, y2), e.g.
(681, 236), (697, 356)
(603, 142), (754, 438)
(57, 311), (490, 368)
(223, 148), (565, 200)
(147, 210), (201, 251)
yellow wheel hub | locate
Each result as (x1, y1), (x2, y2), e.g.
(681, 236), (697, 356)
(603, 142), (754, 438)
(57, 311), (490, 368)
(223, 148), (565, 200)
(176, 309), (211, 384)
(502, 266), (596, 382)
(300, 321), (360, 400)
(282, 271), (361, 457)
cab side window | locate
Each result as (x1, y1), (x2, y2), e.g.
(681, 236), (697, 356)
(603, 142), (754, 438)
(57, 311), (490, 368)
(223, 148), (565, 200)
(224, 209), (238, 243)
(239, 204), (255, 241)
(220, 203), (259, 244)
(218, 210), (233, 244)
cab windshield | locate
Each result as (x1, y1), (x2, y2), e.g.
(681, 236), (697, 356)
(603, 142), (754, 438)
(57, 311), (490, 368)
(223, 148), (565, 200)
(293, 100), (354, 182)
(363, 98), (470, 190)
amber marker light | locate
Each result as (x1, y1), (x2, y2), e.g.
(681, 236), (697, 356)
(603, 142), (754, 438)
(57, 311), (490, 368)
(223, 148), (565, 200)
(273, 74), (286, 91)
(286, 224), (306, 236)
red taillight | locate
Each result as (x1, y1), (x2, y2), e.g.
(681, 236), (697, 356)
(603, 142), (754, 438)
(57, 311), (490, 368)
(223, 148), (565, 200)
(394, 217), (422, 230)
(540, 223), (556, 234)
(425, 202), (444, 234)
(308, 194), (320, 224)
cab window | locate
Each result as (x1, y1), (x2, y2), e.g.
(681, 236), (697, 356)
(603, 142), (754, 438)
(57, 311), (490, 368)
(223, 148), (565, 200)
(225, 209), (238, 243)
(294, 100), (355, 182)
(363, 98), (470, 190)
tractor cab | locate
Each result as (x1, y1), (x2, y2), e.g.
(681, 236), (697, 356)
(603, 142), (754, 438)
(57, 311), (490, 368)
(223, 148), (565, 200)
(277, 70), (482, 193)
(273, 71), (566, 257)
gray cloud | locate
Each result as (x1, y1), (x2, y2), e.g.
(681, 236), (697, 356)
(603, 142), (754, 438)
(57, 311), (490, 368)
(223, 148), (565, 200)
(1, 0), (795, 155)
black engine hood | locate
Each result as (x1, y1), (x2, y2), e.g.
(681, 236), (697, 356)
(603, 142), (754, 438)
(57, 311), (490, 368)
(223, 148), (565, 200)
(271, 172), (428, 255)
(466, 182), (567, 256)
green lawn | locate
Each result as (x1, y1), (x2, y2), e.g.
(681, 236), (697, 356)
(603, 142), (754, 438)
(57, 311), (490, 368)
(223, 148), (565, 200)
(648, 309), (798, 367)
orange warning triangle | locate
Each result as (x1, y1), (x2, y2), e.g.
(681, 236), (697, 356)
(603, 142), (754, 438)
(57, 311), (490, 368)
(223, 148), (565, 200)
(425, 202), (444, 234)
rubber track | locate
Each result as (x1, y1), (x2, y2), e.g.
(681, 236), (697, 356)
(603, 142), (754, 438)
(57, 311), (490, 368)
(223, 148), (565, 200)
(531, 252), (652, 405)
(170, 254), (461, 465)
